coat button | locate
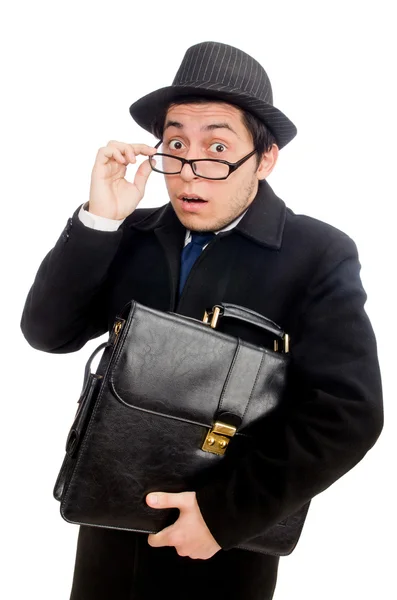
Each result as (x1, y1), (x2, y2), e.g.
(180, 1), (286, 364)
(62, 217), (73, 241)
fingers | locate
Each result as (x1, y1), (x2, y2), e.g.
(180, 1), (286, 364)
(148, 524), (189, 554)
(147, 524), (176, 548)
(133, 159), (154, 196)
(99, 141), (158, 166)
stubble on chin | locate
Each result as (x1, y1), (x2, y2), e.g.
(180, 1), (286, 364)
(171, 176), (258, 233)
(202, 177), (257, 232)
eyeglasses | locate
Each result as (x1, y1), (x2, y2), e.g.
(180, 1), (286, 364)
(149, 141), (257, 181)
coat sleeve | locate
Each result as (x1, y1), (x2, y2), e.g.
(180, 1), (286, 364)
(195, 232), (384, 550)
(20, 204), (124, 353)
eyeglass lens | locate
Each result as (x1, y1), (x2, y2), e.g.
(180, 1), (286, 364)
(153, 154), (229, 178)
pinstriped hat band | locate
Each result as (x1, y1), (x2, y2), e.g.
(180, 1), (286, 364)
(129, 41), (297, 150)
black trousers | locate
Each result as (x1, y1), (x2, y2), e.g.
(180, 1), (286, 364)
(69, 526), (280, 600)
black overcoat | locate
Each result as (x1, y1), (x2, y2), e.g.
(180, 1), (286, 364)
(20, 179), (383, 600)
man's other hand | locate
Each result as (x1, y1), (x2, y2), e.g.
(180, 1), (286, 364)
(146, 491), (221, 560)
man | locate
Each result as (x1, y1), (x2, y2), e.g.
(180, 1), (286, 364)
(20, 41), (383, 599)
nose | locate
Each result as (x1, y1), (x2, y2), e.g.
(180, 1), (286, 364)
(179, 161), (198, 182)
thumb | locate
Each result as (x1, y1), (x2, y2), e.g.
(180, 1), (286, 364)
(133, 158), (154, 197)
(146, 491), (190, 510)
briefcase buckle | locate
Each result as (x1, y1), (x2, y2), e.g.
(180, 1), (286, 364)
(203, 306), (222, 329)
(274, 334), (290, 353)
(202, 421), (237, 456)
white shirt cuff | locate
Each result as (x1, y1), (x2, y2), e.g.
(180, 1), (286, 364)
(78, 202), (126, 231)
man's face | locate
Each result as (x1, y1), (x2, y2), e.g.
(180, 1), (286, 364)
(161, 102), (278, 232)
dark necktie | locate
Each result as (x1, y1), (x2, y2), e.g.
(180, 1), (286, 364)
(179, 232), (215, 296)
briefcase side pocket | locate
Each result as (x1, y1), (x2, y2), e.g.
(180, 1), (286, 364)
(53, 372), (102, 501)
(53, 316), (127, 503)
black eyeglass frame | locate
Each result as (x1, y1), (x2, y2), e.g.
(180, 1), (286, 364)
(149, 140), (258, 181)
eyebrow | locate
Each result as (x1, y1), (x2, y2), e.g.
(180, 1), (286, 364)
(164, 120), (239, 137)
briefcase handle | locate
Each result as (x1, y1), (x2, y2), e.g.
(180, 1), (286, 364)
(203, 302), (289, 352)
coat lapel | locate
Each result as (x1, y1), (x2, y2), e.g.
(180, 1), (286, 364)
(234, 179), (287, 249)
(125, 202), (186, 310)
(154, 224), (185, 310)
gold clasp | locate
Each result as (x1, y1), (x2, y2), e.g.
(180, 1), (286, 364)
(203, 306), (222, 329)
(202, 421), (237, 456)
(110, 319), (125, 345)
(114, 321), (123, 335)
(273, 333), (290, 354)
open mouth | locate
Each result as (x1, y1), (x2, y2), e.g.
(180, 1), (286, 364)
(179, 194), (208, 204)
(177, 194), (209, 212)
(182, 197), (207, 203)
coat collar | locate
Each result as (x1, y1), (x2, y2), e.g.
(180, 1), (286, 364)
(124, 178), (286, 250)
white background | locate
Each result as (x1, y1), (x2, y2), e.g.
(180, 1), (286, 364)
(1, 1), (395, 598)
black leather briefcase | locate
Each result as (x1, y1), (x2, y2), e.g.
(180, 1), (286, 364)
(54, 300), (310, 556)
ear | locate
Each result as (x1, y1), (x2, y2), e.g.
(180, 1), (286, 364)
(256, 144), (279, 180)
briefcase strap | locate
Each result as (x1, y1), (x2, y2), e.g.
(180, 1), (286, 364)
(217, 340), (265, 423)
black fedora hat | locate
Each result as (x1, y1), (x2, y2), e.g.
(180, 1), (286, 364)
(129, 41), (297, 150)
